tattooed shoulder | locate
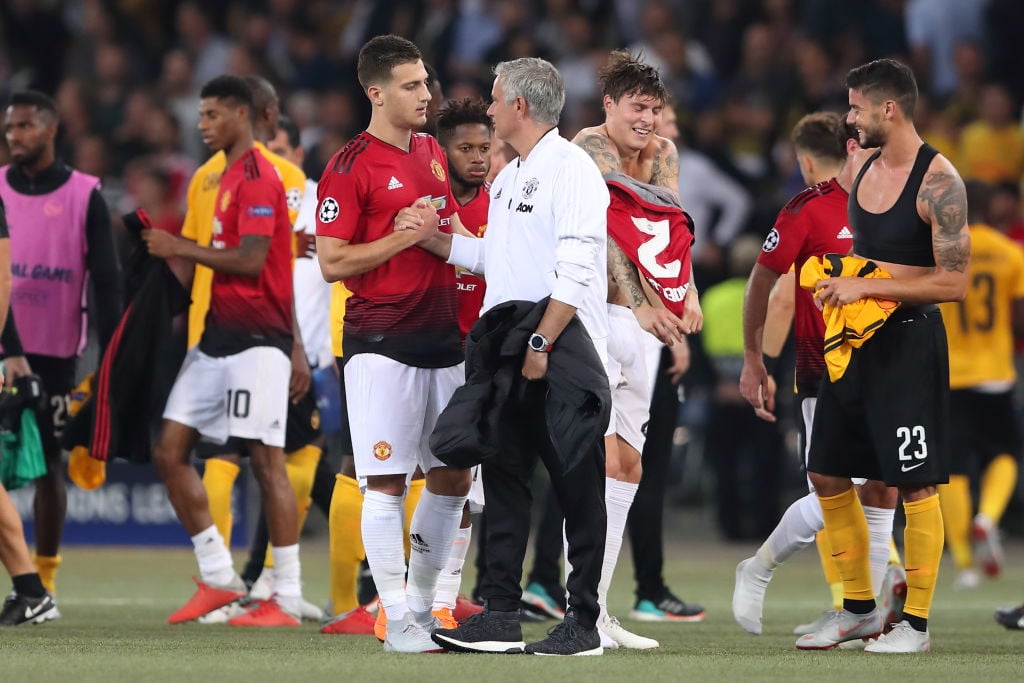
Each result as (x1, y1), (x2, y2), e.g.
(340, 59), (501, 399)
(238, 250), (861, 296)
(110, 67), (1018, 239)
(575, 132), (621, 175)
(649, 137), (680, 190)
(918, 165), (969, 273)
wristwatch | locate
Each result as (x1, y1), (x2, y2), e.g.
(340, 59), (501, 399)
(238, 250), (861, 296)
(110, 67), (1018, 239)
(527, 332), (553, 353)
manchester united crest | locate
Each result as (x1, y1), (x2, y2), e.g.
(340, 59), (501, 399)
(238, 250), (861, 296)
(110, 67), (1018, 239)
(431, 159), (446, 182)
(373, 440), (393, 461)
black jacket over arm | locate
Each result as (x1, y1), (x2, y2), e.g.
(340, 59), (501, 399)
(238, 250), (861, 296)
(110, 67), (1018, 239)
(429, 298), (610, 474)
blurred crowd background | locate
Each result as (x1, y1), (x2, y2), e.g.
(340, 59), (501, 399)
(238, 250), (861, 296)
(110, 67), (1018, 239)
(3, 0), (1024, 540)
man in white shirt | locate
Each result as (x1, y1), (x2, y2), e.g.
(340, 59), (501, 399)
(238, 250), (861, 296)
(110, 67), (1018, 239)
(404, 57), (611, 657)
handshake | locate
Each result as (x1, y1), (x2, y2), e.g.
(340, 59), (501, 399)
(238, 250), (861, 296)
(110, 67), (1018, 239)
(393, 197), (441, 245)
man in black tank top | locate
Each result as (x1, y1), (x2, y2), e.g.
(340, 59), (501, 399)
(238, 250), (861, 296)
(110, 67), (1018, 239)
(797, 59), (970, 654)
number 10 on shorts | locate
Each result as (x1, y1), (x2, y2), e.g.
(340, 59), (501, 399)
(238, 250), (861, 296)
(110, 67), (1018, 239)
(226, 389), (251, 419)
(897, 425), (928, 467)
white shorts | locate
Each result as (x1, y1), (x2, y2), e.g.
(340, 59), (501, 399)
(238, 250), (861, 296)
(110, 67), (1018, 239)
(163, 346), (290, 448)
(800, 396), (866, 491)
(345, 353), (463, 478)
(468, 464), (485, 514)
(605, 305), (650, 454)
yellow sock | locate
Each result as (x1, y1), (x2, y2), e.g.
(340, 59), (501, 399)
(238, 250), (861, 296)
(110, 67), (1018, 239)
(264, 445), (323, 567)
(938, 476), (973, 569)
(202, 458), (240, 548)
(403, 478), (426, 559)
(903, 494), (943, 621)
(978, 454), (1018, 524)
(814, 530), (843, 609)
(34, 554), (61, 595)
(329, 474), (365, 615)
(817, 487), (873, 601)
(888, 537), (902, 566)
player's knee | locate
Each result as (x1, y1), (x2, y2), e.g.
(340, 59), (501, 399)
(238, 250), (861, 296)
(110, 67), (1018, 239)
(426, 466), (472, 497)
(858, 479), (898, 508)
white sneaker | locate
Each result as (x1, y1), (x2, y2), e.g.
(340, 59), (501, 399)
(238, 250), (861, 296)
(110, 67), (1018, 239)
(296, 597), (324, 622)
(795, 608), (882, 650)
(598, 614), (659, 649)
(248, 568), (322, 621)
(837, 637), (872, 650)
(384, 613), (445, 653)
(878, 564), (907, 623)
(864, 620), (930, 653)
(732, 557), (772, 635)
(972, 515), (1004, 578)
(793, 609), (840, 636)
(952, 568), (980, 590)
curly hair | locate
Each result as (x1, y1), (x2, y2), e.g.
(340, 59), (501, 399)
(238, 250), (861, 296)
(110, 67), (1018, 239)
(436, 97), (492, 147)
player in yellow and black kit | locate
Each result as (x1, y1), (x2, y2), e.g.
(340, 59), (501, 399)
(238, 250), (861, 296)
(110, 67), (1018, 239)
(937, 181), (1024, 589)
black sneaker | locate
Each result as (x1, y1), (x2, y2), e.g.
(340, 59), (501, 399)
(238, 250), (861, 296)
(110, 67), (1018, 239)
(0, 592), (59, 626)
(524, 614), (602, 656)
(995, 604), (1024, 630)
(630, 588), (706, 622)
(431, 609), (525, 653)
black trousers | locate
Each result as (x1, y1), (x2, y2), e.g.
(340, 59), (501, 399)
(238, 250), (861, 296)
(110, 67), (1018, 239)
(628, 346), (676, 600)
(477, 382), (607, 628)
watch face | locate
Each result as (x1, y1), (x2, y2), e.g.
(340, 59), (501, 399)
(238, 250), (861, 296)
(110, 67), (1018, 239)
(529, 334), (545, 351)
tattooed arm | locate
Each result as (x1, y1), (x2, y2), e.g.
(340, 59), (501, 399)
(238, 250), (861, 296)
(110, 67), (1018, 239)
(572, 130), (622, 175)
(814, 156), (969, 307)
(610, 237), (686, 343)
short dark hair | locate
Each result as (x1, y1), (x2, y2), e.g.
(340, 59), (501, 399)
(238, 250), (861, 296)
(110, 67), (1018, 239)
(846, 58), (918, 118)
(791, 112), (846, 162)
(243, 75), (277, 114)
(8, 90), (58, 120)
(425, 62), (441, 92)
(277, 115), (301, 149)
(436, 97), (492, 147)
(199, 75), (254, 111)
(597, 50), (669, 105)
(357, 35), (422, 90)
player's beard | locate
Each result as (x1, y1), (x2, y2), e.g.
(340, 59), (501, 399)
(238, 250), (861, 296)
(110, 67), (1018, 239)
(452, 170), (485, 192)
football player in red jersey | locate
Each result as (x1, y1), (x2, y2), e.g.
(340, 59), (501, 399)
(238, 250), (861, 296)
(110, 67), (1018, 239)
(314, 35), (471, 654)
(572, 50), (703, 648)
(733, 112), (904, 640)
(141, 75), (305, 627)
(427, 95), (493, 625)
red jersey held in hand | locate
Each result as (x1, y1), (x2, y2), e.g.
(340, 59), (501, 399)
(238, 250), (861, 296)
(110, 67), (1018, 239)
(606, 175), (694, 316)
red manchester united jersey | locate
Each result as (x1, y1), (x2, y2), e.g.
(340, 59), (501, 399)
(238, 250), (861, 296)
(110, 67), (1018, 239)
(201, 148), (294, 357)
(316, 132), (461, 368)
(757, 178), (852, 394)
(455, 184), (489, 342)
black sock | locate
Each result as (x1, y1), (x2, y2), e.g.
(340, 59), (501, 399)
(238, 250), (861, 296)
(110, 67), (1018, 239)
(903, 613), (928, 632)
(12, 573), (46, 599)
(843, 598), (876, 615)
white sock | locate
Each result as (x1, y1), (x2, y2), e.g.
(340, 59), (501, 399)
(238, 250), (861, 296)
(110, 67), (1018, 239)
(863, 505), (896, 595)
(433, 524), (471, 611)
(362, 490), (408, 621)
(406, 489), (465, 615)
(270, 544), (301, 600)
(191, 525), (236, 587)
(598, 478), (638, 615)
(759, 492), (822, 568)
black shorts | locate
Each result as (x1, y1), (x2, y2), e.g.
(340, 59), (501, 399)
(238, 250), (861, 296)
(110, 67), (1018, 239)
(25, 354), (77, 458)
(195, 389), (322, 458)
(807, 306), (950, 487)
(949, 389), (1022, 475)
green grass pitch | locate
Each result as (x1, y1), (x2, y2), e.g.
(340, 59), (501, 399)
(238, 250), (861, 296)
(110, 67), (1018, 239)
(2, 537), (1022, 682)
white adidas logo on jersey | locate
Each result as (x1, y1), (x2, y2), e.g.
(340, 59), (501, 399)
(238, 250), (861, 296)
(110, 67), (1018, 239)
(387, 176), (404, 190)
(836, 226), (853, 239)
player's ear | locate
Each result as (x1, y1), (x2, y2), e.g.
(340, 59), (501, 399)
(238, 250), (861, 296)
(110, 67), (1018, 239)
(366, 84), (384, 107)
